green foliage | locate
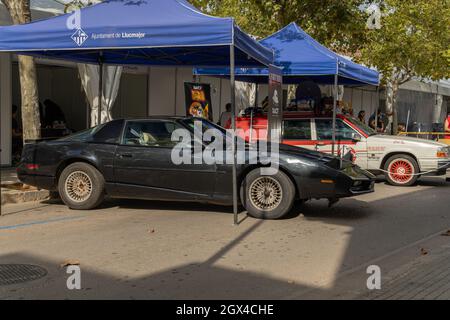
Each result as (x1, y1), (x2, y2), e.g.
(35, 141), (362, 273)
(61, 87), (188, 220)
(190, 0), (449, 83)
(189, 0), (368, 55)
(359, 0), (450, 83)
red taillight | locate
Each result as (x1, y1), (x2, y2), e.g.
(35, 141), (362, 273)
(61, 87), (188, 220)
(26, 164), (39, 170)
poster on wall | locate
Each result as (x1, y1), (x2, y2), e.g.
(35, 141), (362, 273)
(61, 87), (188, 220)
(184, 82), (212, 120)
(267, 65), (283, 143)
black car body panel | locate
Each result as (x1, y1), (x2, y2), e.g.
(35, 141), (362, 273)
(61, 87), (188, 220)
(18, 117), (374, 205)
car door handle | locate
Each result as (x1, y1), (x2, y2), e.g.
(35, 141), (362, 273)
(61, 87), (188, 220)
(119, 153), (133, 158)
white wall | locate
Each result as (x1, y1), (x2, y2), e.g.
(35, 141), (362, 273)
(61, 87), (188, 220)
(0, 53), (12, 166)
(146, 67), (232, 123)
(342, 87), (379, 122)
(112, 72), (148, 119)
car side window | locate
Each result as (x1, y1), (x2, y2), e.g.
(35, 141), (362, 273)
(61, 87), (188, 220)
(315, 119), (355, 141)
(92, 119), (124, 144)
(283, 119), (311, 140)
(122, 120), (183, 147)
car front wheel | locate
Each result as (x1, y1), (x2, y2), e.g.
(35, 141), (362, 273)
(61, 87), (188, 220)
(384, 154), (419, 186)
(241, 169), (295, 219)
(58, 162), (105, 210)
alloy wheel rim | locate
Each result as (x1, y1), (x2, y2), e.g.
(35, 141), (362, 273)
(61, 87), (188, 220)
(388, 159), (414, 184)
(65, 171), (93, 202)
(249, 176), (283, 211)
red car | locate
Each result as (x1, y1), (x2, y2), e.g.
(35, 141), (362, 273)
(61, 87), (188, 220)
(225, 111), (450, 186)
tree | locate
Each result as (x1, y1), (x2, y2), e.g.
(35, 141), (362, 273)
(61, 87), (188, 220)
(3, 0), (41, 142)
(358, 0), (450, 134)
(189, 0), (368, 54)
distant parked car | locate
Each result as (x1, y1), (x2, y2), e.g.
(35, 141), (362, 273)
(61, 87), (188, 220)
(18, 117), (374, 219)
(230, 112), (450, 186)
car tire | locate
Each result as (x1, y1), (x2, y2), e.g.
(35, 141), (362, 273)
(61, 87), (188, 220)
(383, 154), (419, 186)
(58, 162), (105, 210)
(240, 168), (295, 219)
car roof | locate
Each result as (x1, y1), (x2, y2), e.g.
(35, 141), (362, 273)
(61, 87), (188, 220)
(114, 116), (193, 122)
(237, 112), (347, 120)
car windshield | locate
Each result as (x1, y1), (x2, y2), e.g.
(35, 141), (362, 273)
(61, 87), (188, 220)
(345, 116), (377, 136)
(180, 117), (238, 147)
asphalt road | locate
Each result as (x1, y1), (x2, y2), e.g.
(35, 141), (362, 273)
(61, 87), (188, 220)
(0, 176), (449, 299)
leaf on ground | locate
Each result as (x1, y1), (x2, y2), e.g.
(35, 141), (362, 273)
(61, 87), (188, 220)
(60, 259), (80, 268)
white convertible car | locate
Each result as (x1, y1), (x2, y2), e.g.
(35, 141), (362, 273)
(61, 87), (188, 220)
(234, 112), (450, 186)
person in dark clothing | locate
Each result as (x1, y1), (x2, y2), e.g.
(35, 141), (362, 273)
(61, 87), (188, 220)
(11, 105), (22, 163)
(369, 109), (386, 132)
(43, 99), (66, 128)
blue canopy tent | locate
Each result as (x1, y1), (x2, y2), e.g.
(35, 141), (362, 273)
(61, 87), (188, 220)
(195, 22), (380, 154)
(195, 22), (379, 85)
(0, 0), (275, 224)
(0, 0), (273, 67)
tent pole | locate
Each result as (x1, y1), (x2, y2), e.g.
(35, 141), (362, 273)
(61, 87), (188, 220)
(230, 45), (238, 226)
(331, 73), (338, 156)
(98, 52), (104, 126)
(254, 83), (258, 107)
(375, 86), (379, 132)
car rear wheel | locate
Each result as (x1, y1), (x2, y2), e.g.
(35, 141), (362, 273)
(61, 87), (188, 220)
(241, 169), (295, 219)
(384, 154), (419, 186)
(58, 162), (105, 210)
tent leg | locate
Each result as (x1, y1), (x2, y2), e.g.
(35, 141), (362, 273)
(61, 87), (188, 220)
(98, 54), (104, 126)
(331, 74), (338, 156)
(230, 45), (238, 226)
(375, 86), (379, 131)
(254, 83), (258, 107)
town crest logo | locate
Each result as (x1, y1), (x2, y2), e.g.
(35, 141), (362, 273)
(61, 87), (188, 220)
(71, 28), (88, 46)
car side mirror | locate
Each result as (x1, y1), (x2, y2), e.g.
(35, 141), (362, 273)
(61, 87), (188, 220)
(352, 133), (362, 142)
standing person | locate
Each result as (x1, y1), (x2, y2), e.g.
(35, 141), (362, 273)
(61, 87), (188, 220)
(357, 110), (366, 124)
(445, 111), (450, 139)
(219, 103), (232, 127)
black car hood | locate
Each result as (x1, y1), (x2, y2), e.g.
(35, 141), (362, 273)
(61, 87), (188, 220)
(278, 143), (357, 170)
(245, 142), (345, 169)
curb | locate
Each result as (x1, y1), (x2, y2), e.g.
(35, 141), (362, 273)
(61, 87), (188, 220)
(1, 187), (51, 207)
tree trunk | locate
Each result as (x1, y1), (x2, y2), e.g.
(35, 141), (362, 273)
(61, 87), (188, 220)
(385, 77), (400, 135)
(4, 0), (41, 142)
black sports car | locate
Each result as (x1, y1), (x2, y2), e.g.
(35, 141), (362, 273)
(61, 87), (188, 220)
(18, 117), (375, 219)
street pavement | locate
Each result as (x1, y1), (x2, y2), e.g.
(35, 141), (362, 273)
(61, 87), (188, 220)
(0, 176), (449, 299)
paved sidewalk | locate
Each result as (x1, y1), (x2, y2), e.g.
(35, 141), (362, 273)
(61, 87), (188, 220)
(363, 237), (450, 300)
(299, 229), (450, 300)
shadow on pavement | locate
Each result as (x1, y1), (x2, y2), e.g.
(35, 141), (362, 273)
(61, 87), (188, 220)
(2, 178), (449, 299)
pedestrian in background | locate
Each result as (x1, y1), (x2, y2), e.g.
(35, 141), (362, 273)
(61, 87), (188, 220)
(219, 103), (232, 127)
(445, 111), (450, 139)
(11, 104), (22, 164)
(398, 123), (406, 133)
(369, 109), (385, 133)
(358, 110), (366, 124)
